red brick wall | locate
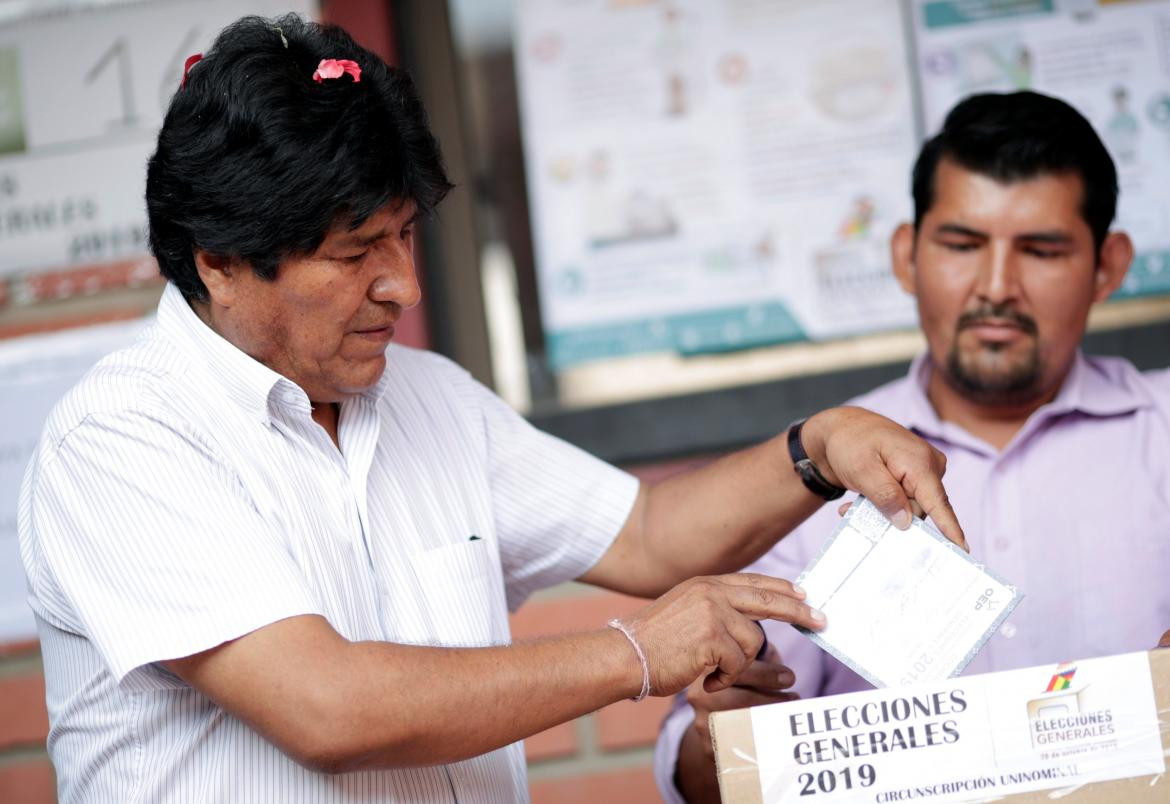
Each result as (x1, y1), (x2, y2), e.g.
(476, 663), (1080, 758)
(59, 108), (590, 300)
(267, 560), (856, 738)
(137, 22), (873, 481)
(513, 587), (675, 803)
(0, 642), (54, 804)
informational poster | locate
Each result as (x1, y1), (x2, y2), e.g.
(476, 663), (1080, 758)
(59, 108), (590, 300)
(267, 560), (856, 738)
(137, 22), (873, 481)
(912, 0), (1170, 298)
(514, 0), (920, 368)
(0, 0), (314, 280)
(0, 319), (148, 643)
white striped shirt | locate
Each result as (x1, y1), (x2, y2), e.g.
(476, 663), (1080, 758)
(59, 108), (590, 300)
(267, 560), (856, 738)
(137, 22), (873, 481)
(18, 283), (639, 803)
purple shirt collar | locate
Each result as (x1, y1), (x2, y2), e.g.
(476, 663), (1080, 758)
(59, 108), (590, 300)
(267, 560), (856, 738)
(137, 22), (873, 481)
(900, 350), (1154, 458)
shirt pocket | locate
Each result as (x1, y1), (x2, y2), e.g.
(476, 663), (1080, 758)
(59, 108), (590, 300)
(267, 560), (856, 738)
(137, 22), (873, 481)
(410, 539), (510, 648)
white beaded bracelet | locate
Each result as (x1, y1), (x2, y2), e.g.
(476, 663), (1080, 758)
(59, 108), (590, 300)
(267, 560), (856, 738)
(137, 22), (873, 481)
(607, 618), (650, 702)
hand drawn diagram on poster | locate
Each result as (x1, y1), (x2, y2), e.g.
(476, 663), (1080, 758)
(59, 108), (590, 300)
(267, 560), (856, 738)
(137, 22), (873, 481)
(912, 0), (1170, 299)
(514, 0), (920, 369)
(0, 0), (313, 284)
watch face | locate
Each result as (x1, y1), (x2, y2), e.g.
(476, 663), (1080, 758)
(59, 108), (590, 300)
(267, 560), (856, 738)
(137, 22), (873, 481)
(795, 459), (845, 500)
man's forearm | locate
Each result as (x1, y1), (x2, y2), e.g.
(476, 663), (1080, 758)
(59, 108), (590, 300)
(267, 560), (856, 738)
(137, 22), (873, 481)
(321, 630), (640, 770)
(583, 406), (963, 599)
(168, 615), (643, 773)
(599, 433), (821, 597)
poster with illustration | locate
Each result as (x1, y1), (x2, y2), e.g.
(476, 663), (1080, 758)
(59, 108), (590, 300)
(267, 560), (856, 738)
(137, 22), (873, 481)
(514, 0), (919, 368)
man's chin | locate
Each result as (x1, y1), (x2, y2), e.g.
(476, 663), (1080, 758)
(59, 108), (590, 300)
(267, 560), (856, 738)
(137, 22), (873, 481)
(334, 357), (388, 397)
(945, 350), (1044, 405)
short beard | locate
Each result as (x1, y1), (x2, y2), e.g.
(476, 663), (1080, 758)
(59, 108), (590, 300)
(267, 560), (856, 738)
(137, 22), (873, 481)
(942, 303), (1044, 407)
(944, 343), (1043, 407)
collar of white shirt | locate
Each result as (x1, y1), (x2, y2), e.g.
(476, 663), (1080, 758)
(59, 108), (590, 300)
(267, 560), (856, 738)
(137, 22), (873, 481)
(155, 283), (393, 426)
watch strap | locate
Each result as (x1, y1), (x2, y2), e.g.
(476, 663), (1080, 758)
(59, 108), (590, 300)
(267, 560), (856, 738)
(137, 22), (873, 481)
(787, 418), (847, 501)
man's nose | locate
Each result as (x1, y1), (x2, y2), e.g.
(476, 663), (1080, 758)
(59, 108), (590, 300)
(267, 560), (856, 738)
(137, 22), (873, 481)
(369, 250), (421, 309)
(974, 242), (1020, 304)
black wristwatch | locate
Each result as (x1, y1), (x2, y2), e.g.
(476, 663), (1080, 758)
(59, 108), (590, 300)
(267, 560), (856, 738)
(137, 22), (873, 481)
(787, 418), (847, 501)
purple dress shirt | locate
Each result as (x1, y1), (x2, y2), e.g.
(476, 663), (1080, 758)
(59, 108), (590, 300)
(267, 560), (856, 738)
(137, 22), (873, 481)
(654, 352), (1170, 802)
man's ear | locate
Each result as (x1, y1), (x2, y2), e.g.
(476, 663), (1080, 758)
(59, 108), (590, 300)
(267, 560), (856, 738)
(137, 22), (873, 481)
(193, 251), (239, 306)
(890, 222), (917, 295)
(1093, 231), (1134, 303)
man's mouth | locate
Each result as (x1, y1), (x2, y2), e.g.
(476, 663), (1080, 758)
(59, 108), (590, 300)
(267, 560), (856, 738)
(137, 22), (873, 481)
(956, 308), (1037, 341)
(352, 324), (395, 342)
(961, 319), (1028, 344)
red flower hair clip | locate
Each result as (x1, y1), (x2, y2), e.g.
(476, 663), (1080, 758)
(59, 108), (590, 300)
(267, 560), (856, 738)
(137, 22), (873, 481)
(181, 53), (203, 88)
(313, 59), (361, 83)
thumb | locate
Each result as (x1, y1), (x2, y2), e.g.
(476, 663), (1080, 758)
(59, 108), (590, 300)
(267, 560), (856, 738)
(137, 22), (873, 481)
(865, 481), (913, 531)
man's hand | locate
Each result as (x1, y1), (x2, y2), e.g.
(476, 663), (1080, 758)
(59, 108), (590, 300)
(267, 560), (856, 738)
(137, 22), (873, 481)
(1158, 629), (1170, 649)
(618, 573), (824, 697)
(687, 644), (796, 761)
(674, 643), (796, 802)
(801, 406), (966, 550)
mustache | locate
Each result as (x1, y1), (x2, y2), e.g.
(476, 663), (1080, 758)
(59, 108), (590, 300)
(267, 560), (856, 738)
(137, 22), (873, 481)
(956, 304), (1037, 336)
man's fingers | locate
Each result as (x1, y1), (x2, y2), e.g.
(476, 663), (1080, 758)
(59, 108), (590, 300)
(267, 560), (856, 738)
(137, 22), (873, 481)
(716, 573), (805, 600)
(694, 684), (796, 711)
(908, 474), (967, 552)
(858, 466), (914, 531)
(729, 659), (794, 691)
(723, 585), (825, 630)
(723, 611), (766, 664)
(705, 633), (751, 692)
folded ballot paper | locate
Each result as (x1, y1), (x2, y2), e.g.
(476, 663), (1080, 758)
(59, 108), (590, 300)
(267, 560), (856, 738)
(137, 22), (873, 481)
(795, 498), (1021, 688)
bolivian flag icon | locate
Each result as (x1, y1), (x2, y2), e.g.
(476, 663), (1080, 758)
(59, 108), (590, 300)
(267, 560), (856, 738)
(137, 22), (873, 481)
(1045, 663), (1077, 692)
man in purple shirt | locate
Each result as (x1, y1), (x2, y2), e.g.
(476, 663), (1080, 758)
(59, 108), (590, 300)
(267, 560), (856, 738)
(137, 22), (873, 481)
(655, 91), (1170, 802)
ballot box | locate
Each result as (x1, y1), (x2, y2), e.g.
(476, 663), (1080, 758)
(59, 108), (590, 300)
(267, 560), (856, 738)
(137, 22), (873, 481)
(711, 649), (1170, 803)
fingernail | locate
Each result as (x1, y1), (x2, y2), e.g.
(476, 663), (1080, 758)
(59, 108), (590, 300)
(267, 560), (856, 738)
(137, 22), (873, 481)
(892, 509), (912, 530)
(810, 607), (826, 624)
(793, 585), (807, 599)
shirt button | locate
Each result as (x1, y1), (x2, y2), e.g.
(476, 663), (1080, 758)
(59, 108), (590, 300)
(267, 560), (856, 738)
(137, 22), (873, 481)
(994, 538), (1010, 551)
(999, 623), (1018, 639)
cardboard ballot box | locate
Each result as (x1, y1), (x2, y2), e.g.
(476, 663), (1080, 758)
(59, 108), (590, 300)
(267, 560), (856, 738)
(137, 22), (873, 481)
(711, 649), (1170, 803)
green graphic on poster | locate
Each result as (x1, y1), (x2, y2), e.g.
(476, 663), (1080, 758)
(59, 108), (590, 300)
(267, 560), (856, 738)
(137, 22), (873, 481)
(0, 47), (26, 155)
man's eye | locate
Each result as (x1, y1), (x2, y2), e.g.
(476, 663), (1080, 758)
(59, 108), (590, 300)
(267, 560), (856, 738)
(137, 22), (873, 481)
(341, 251), (368, 263)
(401, 226), (415, 241)
(1023, 247), (1065, 259)
(940, 241), (979, 252)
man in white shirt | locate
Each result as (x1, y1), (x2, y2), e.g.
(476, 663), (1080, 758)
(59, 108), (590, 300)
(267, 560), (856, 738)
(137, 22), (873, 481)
(655, 91), (1170, 802)
(19, 14), (963, 803)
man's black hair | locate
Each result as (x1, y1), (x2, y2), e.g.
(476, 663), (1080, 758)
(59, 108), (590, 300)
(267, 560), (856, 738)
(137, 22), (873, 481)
(912, 91), (1118, 251)
(147, 13), (452, 302)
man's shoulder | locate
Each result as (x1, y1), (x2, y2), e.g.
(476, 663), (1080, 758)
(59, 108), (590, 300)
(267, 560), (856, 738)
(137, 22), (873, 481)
(1080, 353), (1170, 408)
(39, 326), (195, 447)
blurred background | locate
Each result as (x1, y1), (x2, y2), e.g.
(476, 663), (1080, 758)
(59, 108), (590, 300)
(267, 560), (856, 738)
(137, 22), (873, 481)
(2, 0), (1169, 801)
